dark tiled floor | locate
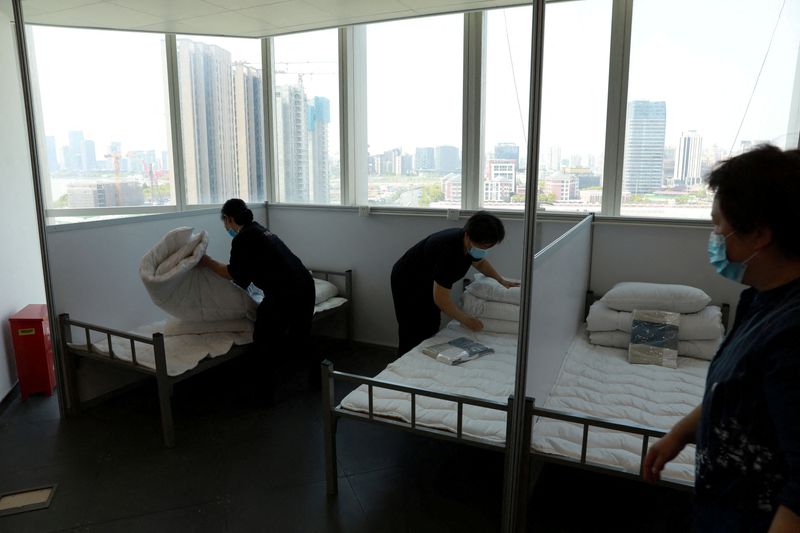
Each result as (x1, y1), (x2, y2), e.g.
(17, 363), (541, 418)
(0, 340), (693, 532)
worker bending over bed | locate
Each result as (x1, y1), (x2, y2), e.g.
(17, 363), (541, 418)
(200, 199), (316, 387)
(391, 211), (519, 355)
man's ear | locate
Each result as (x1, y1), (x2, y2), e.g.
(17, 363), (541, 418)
(751, 226), (773, 251)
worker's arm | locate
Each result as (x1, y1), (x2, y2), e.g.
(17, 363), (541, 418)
(643, 404), (701, 483)
(199, 254), (233, 280)
(433, 282), (483, 331)
(769, 506), (800, 532)
(472, 259), (520, 288)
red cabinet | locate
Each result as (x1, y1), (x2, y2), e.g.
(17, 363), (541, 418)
(9, 304), (56, 400)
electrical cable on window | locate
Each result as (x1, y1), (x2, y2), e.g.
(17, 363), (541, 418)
(729, 0), (787, 154)
(503, 10), (528, 145)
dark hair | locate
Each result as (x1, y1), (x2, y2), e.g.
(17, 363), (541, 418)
(706, 145), (800, 259)
(464, 211), (505, 245)
(220, 198), (254, 226)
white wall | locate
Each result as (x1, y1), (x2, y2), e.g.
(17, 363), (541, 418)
(268, 208), (528, 346)
(589, 222), (746, 321)
(45, 206), (267, 330)
(0, 1), (47, 401)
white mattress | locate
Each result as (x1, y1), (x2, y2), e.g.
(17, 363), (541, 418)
(340, 321), (517, 443)
(69, 321), (253, 377)
(340, 324), (708, 484)
(315, 296), (347, 314)
(531, 327), (708, 484)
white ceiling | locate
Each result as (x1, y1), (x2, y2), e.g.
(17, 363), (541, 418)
(20, 0), (529, 38)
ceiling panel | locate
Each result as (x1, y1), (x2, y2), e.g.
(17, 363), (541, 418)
(20, 0), (527, 37)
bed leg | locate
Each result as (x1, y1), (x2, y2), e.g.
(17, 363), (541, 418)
(321, 359), (339, 495)
(59, 314), (81, 415)
(157, 377), (175, 448)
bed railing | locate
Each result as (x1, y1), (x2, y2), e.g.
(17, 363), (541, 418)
(528, 402), (692, 490)
(321, 360), (522, 495)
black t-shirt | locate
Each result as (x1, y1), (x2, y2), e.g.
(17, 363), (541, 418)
(393, 228), (477, 291)
(695, 276), (800, 531)
(227, 222), (311, 300)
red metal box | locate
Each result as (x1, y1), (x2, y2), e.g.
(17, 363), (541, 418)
(9, 304), (56, 399)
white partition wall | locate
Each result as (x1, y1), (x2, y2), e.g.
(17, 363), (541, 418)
(45, 205), (266, 332)
(0, 0), (47, 401)
(525, 215), (593, 402)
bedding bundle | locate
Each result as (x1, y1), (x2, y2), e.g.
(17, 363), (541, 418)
(586, 282), (724, 363)
(139, 227), (258, 324)
(462, 274), (521, 334)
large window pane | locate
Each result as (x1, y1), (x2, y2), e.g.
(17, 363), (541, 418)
(483, 1), (611, 212)
(622, 0), (800, 219)
(29, 27), (173, 213)
(273, 29), (340, 205)
(367, 15), (463, 207)
(177, 35), (265, 205)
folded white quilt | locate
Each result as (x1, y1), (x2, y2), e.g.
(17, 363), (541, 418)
(479, 317), (518, 335)
(140, 227), (258, 322)
(587, 301), (723, 340)
(589, 330), (721, 361)
(466, 274), (521, 305)
(70, 321), (253, 376)
(463, 292), (520, 322)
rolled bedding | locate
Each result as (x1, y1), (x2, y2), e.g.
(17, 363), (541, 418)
(586, 301), (724, 341)
(139, 227), (258, 322)
(463, 292), (520, 322)
(588, 330), (721, 361)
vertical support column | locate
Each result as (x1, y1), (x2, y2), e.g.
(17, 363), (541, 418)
(262, 37), (278, 204)
(165, 34), (187, 211)
(502, 0), (545, 531)
(339, 26), (368, 207)
(321, 360), (339, 495)
(601, 0), (634, 216)
(461, 11), (487, 211)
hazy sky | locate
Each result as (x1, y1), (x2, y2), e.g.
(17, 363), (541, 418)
(29, 0), (800, 167)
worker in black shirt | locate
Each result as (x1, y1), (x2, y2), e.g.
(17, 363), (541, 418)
(643, 146), (800, 532)
(201, 199), (316, 388)
(391, 211), (519, 355)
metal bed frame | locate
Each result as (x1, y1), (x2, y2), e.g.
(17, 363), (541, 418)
(321, 299), (730, 498)
(60, 268), (353, 447)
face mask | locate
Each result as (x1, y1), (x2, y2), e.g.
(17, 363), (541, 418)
(227, 228), (238, 238)
(468, 247), (489, 260)
(707, 231), (748, 283)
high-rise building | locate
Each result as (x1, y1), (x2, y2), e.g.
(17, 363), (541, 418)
(483, 159), (516, 203)
(674, 130), (703, 186)
(494, 143), (519, 166)
(622, 100), (666, 194)
(307, 96), (330, 204)
(415, 147), (435, 173)
(233, 62), (266, 202)
(83, 139), (97, 170)
(177, 39), (238, 204)
(275, 84), (309, 202)
(435, 145), (460, 174)
(67, 180), (144, 208)
(66, 130), (84, 171)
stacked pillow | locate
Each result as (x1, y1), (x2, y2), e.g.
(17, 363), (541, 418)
(462, 274), (521, 334)
(586, 282), (724, 361)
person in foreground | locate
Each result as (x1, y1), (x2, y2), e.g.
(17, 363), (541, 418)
(391, 211), (519, 356)
(200, 199), (316, 389)
(643, 145), (800, 532)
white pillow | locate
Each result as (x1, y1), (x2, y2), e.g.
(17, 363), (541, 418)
(155, 232), (204, 276)
(314, 278), (339, 304)
(600, 282), (711, 314)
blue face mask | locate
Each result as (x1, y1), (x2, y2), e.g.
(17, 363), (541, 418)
(707, 231), (747, 283)
(227, 228), (238, 238)
(468, 247), (489, 260)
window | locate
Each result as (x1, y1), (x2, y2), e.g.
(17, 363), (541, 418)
(366, 14), (463, 208)
(29, 27), (173, 214)
(176, 35), (265, 205)
(272, 29), (340, 204)
(621, 0), (800, 219)
(483, 1), (612, 212)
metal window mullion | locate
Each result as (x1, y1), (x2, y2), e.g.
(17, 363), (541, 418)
(262, 37), (278, 204)
(165, 34), (187, 212)
(340, 26), (368, 207)
(462, 12), (486, 211)
(601, 0), (634, 217)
